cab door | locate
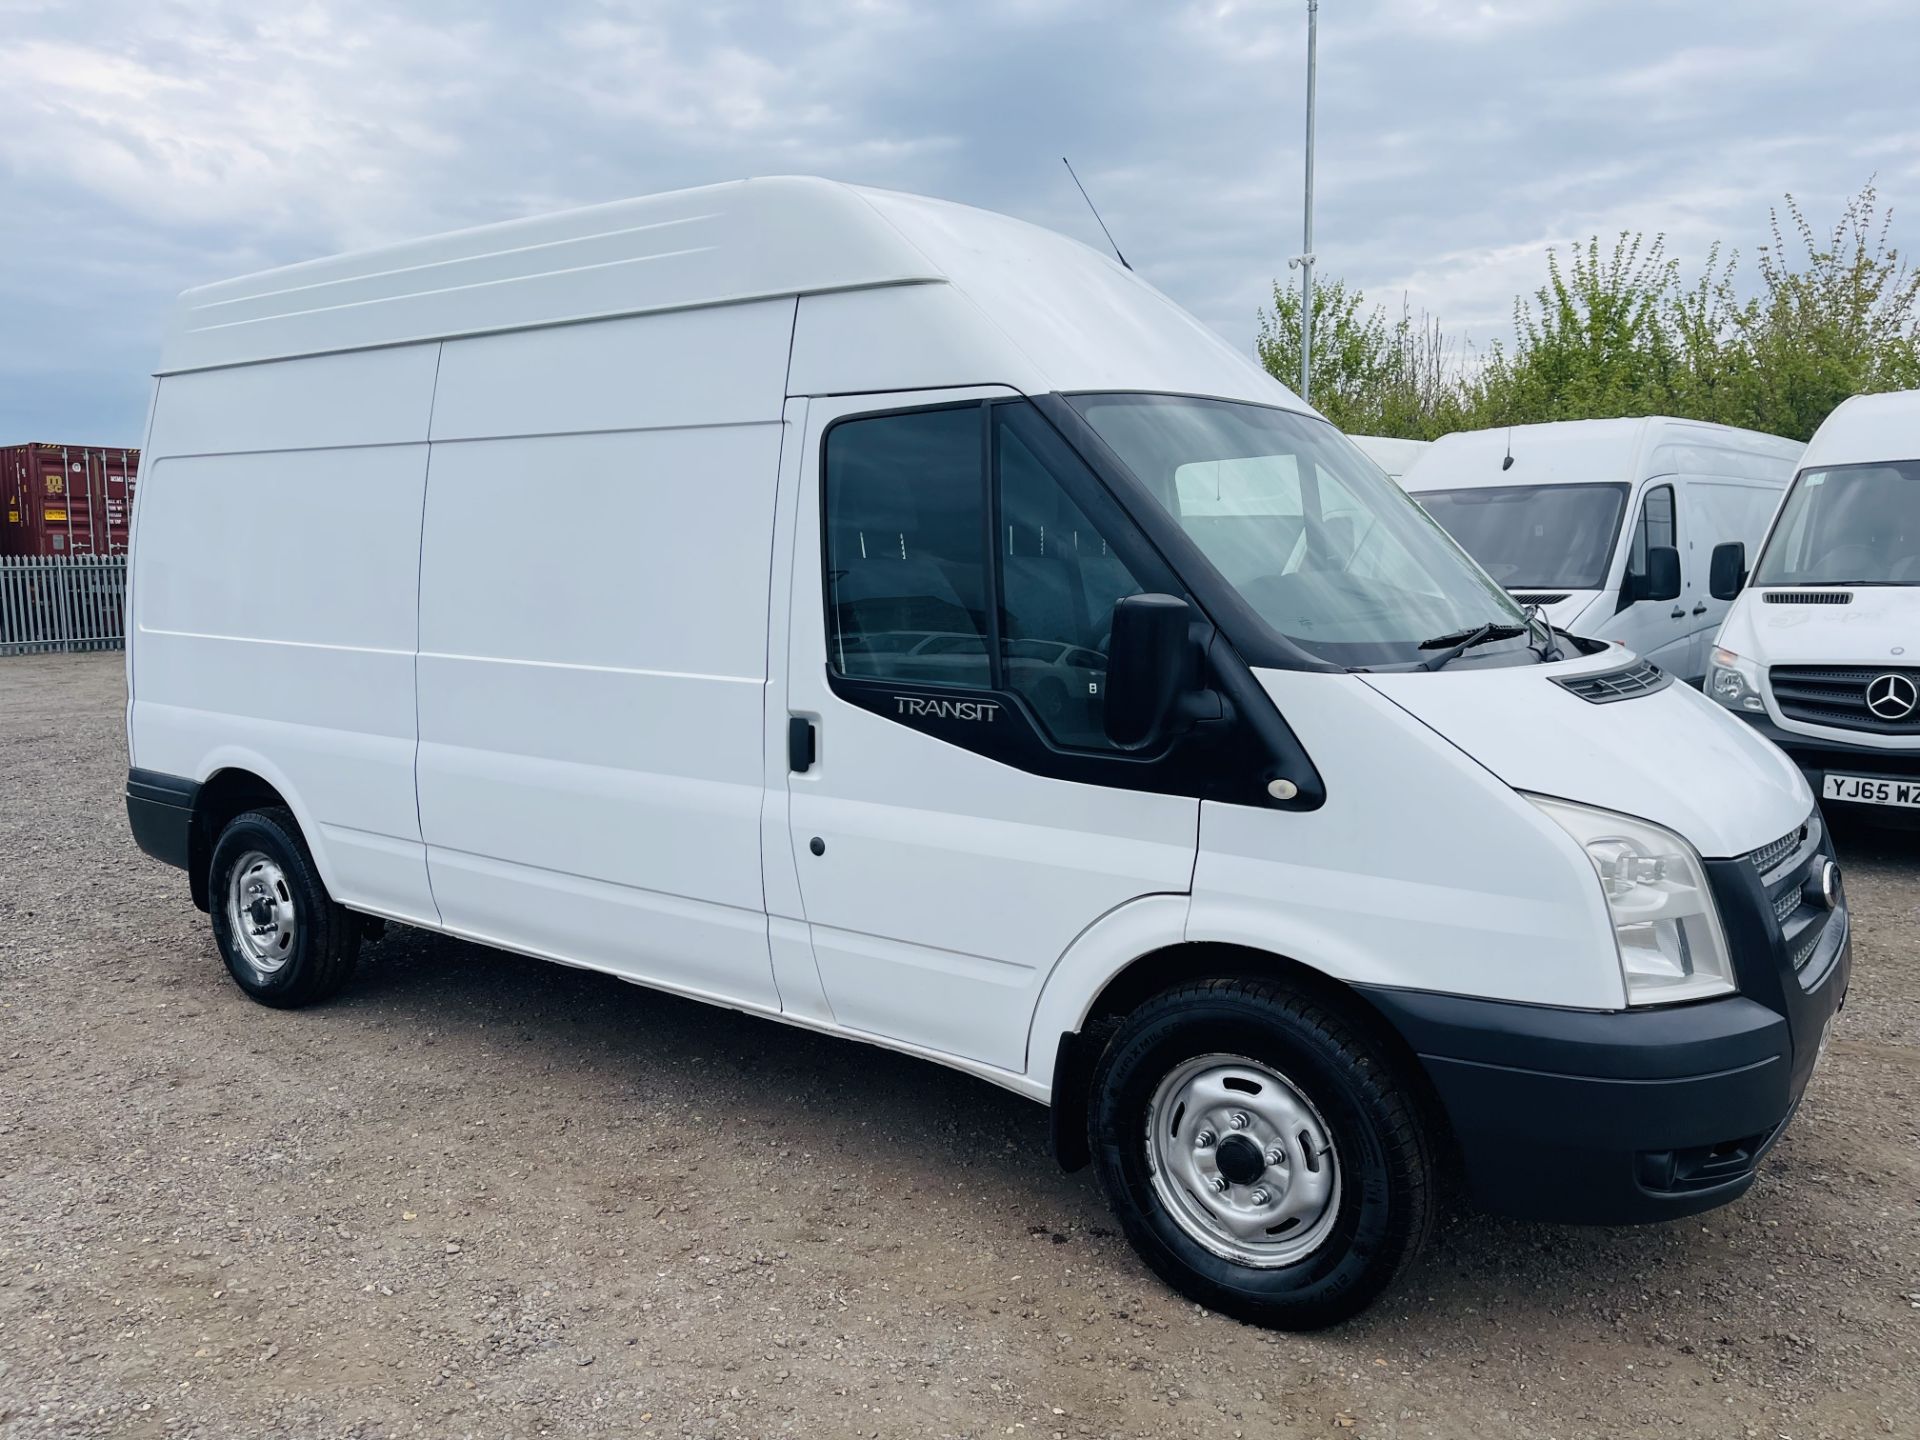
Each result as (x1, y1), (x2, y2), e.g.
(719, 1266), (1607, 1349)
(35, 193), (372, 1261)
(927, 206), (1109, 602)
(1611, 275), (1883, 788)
(780, 389), (1200, 1075)
(1682, 476), (1777, 680)
(1598, 479), (1695, 678)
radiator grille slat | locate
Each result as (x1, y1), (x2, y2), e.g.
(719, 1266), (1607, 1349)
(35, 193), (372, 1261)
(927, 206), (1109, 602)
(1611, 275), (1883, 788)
(1746, 812), (1831, 981)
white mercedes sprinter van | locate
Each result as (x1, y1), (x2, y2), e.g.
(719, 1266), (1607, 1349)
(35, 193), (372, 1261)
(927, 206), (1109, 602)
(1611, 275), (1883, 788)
(1403, 419), (1801, 684)
(124, 178), (1847, 1330)
(1708, 389), (1920, 823)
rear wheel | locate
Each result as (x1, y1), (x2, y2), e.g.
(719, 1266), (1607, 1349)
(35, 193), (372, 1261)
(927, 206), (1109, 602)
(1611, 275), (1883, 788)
(1088, 978), (1434, 1330)
(209, 808), (360, 1007)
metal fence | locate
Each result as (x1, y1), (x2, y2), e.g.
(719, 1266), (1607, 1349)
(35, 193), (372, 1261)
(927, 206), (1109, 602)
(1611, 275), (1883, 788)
(0, 555), (129, 656)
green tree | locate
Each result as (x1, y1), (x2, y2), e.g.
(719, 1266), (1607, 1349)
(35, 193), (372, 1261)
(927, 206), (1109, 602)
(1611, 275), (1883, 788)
(1256, 279), (1470, 438)
(1726, 183), (1920, 439)
(1255, 277), (1389, 430)
(1256, 182), (1920, 444)
(1474, 233), (1684, 424)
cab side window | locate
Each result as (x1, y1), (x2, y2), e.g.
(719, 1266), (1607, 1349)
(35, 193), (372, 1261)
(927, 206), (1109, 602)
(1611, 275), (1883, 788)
(823, 401), (1152, 752)
(824, 406), (990, 688)
(1627, 483), (1677, 581)
(996, 404), (1145, 748)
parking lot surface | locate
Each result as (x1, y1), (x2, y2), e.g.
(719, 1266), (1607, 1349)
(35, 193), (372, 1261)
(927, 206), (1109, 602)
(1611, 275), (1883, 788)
(2, 652), (1916, 1439)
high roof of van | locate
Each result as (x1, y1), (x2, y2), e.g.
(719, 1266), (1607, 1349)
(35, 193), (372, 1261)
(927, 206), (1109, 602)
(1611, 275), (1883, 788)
(1348, 435), (1430, 479)
(156, 176), (1305, 412)
(1800, 389), (1920, 470)
(1400, 416), (1803, 492)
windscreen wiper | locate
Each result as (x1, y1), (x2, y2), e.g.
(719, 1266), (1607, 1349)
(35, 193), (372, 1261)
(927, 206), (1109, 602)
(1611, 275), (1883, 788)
(1417, 623), (1526, 671)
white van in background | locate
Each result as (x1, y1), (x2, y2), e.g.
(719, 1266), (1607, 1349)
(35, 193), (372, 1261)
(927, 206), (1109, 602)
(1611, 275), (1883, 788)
(124, 178), (1846, 1330)
(1708, 390), (1920, 823)
(1348, 434), (1430, 480)
(1403, 419), (1801, 684)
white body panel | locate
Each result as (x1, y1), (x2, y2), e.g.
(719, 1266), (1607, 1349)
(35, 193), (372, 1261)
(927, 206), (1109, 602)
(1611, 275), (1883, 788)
(158, 180), (940, 375)
(1791, 388), (1920, 471)
(129, 347), (442, 924)
(1404, 419), (1800, 683)
(129, 177), (1818, 1111)
(1192, 671), (1624, 1009)
(779, 390), (1199, 1074)
(1360, 653), (1812, 858)
(1348, 435), (1430, 480)
(1713, 389), (1920, 749)
(414, 301), (792, 1006)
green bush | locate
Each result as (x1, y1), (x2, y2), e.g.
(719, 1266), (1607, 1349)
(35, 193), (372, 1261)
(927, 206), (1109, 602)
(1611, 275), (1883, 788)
(1257, 182), (1919, 443)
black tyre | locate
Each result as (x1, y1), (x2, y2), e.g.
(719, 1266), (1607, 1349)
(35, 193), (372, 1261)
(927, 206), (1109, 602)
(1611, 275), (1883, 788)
(1088, 978), (1434, 1330)
(208, 807), (361, 1008)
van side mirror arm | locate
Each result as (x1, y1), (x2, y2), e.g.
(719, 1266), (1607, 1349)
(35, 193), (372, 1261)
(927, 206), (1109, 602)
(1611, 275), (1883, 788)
(1174, 680), (1229, 728)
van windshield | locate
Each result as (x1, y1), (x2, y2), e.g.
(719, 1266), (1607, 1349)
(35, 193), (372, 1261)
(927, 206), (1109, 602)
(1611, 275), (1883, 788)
(1410, 483), (1629, 590)
(1069, 394), (1527, 667)
(1752, 460), (1920, 586)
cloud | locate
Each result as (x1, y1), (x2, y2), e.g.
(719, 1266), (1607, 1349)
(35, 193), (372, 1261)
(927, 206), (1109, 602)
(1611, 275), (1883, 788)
(0, 0), (1912, 441)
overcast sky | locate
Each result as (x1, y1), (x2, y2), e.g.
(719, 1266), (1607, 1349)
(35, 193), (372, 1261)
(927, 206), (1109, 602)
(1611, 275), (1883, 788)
(3, 0), (1916, 444)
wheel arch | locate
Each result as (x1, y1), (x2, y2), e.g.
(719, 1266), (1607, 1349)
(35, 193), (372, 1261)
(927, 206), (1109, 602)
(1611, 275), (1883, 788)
(187, 765), (298, 911)
(1038, 937), (1451, 1176)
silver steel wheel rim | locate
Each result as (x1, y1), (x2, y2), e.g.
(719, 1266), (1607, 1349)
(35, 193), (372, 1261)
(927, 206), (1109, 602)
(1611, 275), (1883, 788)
(226, 850), (297, 979)
(1145, 1052), (1341, 1268)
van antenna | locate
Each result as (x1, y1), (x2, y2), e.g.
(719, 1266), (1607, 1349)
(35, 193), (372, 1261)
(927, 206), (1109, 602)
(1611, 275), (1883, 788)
(1062, 157), (1132, 271)
(1501, 426), (1515, 471)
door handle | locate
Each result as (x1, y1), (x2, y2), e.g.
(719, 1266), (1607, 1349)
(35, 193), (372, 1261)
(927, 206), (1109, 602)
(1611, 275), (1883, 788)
(1670, 606), (1686, 619)
(788, 716), (817, 773)
(1692, 602), (1709, 615)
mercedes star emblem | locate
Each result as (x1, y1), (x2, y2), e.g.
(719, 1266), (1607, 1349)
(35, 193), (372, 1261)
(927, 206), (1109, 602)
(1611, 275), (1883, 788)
(1865, 672), (1919, 721)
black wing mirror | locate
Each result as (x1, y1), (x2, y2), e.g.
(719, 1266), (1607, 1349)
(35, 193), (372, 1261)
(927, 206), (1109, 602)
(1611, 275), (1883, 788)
(1643, 545), (1682, 603)
(1709, 541), (1747, 600)
(1104, 594), (1203, 749)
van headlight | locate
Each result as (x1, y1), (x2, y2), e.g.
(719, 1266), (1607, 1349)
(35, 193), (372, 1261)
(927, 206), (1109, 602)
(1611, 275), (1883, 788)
(1530, 797), (1737, 1006)
(1707, 647), (1765, 713)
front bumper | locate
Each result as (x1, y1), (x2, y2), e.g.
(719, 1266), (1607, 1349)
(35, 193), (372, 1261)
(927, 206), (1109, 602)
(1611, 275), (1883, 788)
(1359, 825), (1850, 1225)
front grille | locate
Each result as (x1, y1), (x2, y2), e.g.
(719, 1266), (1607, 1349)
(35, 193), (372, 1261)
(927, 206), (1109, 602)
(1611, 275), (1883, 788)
(1510, 590), (1570, 606)
(1770, 665), (1920, 735)
(1790, 928), (1823, 972)
(1553, 658), (1672, 704)
(1746, 812), (1833, 980)
(1762, 591), (1853, 605)
(1747, 822), (1808, 876)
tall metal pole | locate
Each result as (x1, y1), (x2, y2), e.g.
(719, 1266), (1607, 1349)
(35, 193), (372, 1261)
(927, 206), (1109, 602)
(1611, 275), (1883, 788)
(1298, 0), (1319, 403)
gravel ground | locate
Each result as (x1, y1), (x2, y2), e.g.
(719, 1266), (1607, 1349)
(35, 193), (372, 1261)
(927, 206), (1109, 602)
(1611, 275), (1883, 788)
(2, 651), (1916, 1440)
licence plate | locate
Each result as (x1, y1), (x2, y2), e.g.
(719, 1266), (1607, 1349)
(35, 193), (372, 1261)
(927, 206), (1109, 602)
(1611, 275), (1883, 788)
(1823, 773), (1920, 808)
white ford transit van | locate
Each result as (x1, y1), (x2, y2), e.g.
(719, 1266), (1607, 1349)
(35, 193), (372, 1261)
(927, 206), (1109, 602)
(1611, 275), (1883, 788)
(1708, 389), (1920, 823)
(1403, 419), (1801, 684)
(124, 178), (1847, 1329)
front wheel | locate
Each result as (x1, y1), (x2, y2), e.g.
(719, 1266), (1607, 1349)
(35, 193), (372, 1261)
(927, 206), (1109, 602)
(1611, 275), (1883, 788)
(209, 808), (361, 1008)
(1088, 978), (1434, 1330)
